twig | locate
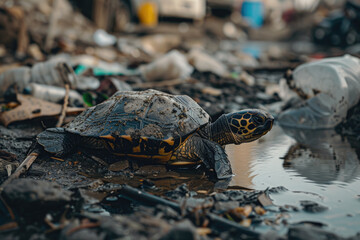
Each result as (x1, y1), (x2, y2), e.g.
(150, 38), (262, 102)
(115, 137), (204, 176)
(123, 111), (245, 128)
(56, 83), (70, 127)
(0, 152), (39, 192)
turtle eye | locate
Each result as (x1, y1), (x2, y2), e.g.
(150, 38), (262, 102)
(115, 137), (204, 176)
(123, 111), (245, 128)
(253, 115), (264, 125)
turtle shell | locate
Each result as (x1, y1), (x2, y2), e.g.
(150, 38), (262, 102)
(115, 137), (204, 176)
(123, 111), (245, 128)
(65, 89), (210, 157)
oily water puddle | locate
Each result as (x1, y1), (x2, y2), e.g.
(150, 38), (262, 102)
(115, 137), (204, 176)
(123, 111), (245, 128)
(227, 125), (360, 237)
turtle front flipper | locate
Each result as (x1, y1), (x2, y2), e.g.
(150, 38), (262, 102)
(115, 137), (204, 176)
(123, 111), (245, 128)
(201, 139), (233, 179)
(169, 135), (233, 179)
(37, 128), (76, 156)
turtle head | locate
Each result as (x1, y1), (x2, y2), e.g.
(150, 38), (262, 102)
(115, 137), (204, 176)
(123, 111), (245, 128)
(225, 109), (274, 144)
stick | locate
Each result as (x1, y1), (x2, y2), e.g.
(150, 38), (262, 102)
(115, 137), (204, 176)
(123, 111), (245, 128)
(56, 83), (70, 127)
(0, 152), (39, 192)
(117, 185), (260, 239)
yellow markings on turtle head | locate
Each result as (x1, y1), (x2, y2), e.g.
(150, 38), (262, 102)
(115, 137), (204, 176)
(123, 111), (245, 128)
(100, 134), (116, 141)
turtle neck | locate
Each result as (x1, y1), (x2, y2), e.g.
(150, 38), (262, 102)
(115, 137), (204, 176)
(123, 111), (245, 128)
(209, 114), (235, 146)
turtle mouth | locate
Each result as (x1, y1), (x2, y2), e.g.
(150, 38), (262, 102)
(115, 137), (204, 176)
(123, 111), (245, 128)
(251, 117), (274, 137)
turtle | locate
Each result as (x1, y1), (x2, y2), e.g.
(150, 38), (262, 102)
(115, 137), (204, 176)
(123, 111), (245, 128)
(36, 89), (274, 179)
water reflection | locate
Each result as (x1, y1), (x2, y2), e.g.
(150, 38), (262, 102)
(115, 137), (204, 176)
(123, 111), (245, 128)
(281, 127), (360, 185)
(227, 125), (360, 237)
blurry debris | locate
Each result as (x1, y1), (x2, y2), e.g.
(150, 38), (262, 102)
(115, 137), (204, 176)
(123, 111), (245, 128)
(27, 44), (44, 61)
(214, 201), (239, 212)
(0, 94), (84, 127)
(336, 100), (360, 136)
(239, 218), (252, 227)
(117, 38), (142, 58)
(201, 86), (222, 96)
(0, 158), (18, 177)
(188, 49), (228, 77)
(254, 206), (266, 215)
(160, 220), (198, 240)
(313, 0), (360, 47)
(223, 22), (246, 40)
(133, 78), (190, 89)
(30, 61), (78, 88)
(300, 200), (328, 213)
(138, 1), (158, 27)
(0, 150), (17, 162)
(25, 83), (83, 106)
(108, 78), (132, 91)
(97, 77), (132, 97)
(258, 193), (274, 207)
(256, 92), (273, 101)
(93, 29), (117, 47)
(241, 0), (264, 28)
(140, 50), (193, 81)
(0, 67), (31, 98)
(44, 0), (61, 52)
(0, 45), (6, 57)
(86, 47), (118, 62)
(135, 165), (168, 177)
(76, 76), (100, 91)
(0, 61), (79, 99)
(239, 71), (255, 86)
(230, 205), (252, 218)
(278, 55), (360, 129)
(75, 62), (137, 77)
(0, 6), (29, 56)
(140, 34), (182, 55)
(108, 160), (130, 172)
(234, 52), (259, 69)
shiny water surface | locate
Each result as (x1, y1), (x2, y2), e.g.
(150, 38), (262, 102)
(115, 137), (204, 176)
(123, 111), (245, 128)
(227, 125), (360, 237)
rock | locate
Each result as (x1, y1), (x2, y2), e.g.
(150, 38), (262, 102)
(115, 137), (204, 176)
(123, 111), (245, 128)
(2, 178), (72, 215)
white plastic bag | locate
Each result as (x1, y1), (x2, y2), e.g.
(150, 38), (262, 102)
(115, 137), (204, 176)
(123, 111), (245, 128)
(278, 55), (360, 129)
